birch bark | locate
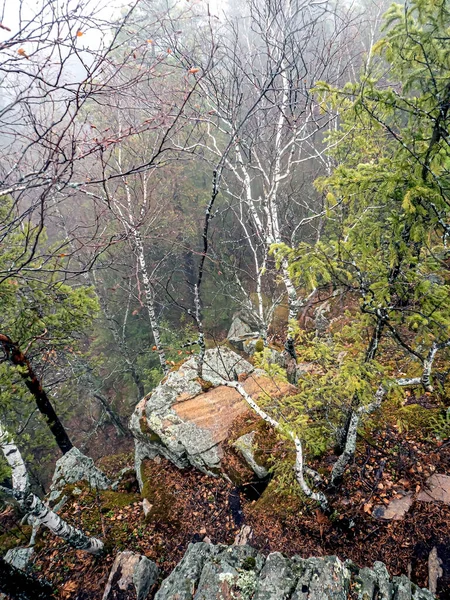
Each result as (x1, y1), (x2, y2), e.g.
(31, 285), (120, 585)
(0, 422), (104, 554)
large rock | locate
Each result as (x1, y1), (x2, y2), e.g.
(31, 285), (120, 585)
(102, 551), (159, 600)
(130, 348), (293, 485)
(51, 447), (111, 493)
(4, 547), (34, 571)
(154, 543), (435, 600)
(227, 314), (260, 352)
(233, 432), (268, 479)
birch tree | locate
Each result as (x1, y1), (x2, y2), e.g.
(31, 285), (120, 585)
(277, 0), (450, 487)
(183, 0), (361, 350)
(0, 420), (103, 554)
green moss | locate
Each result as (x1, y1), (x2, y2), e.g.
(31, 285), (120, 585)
(139, 417), (163, 443)
(140, 460), (177, 523)
(100, 491), (136, 511)
(254, 339), (264, 353)
(139, 416), (152, 435)
(0, 526), (31, 554)
(197, 378), (214, 392)
(374, 398), (442, 435)
(242, 556), (256, 570)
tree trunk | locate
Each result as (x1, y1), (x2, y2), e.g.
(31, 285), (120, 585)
(0, 421), (104, 555)
(0, 334), (73, 455)
(94, 393), (128, 437)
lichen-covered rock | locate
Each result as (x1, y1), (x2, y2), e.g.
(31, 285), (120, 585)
(130, 348), (293, 484)
(50, 447), (111, 493)
(154, 542), (221, 600)
(102, 551), (159, 600)
(153, 543), (435, 600)
(227, 314), (260, 351)
(254, 552), (296, 599)
(233, 432), (268, 479)
(4, 547), (34, 571)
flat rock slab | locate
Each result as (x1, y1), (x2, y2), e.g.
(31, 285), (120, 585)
(173, 374), (292, 446)
(373, 494), (414, 521)
(130, 347), (294, 481)
(417, 474), (450, 504)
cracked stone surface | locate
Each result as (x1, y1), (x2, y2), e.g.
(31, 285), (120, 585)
(153, 543), (435, 600)
(102, 551), (159, 600)
(130, 348), (293, 485)
(50, 447), (111, 493)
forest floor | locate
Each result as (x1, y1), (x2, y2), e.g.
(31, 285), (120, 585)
(8, 418), (446, 600)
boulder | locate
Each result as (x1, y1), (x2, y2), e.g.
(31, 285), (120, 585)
(102, 551), (159, 600)
(153, 543), (435, 600)
(50, 447), (111, 499)
(130, 348), (294, 485)
(233, 432), (268, 479)
(4, 547), (34, 571)
(227, 313), (261, 352)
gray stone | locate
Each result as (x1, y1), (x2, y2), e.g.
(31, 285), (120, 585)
(393, 575), (412, 600)
(154, 544), (435, 600)
(354, 566), (377, 599)
(4, 547), (34, 571)
(193, 558), (239, 599)
(228, 315), (258, 341)
(428, 547), (443, 596)
(194, 545), (263, 600)
(233, 432), (268, 479)
(373, 561), (393, 600)
(417, 474), (450, 504)
(102, 551), (159, 600)
(292, 556), (349, 600)
(372, 494), (414, 521)
(51, 447), (111, 492)
(234, 525), (254, 546)
(154, 543), (220, 600)
(254, 552), (297, 600)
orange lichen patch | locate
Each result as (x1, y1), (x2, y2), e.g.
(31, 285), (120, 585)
(173, 375), (294, 444)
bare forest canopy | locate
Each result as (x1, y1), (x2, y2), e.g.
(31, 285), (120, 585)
(0, 0), (450, 597)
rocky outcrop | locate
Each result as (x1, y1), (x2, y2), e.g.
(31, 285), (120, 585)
(227, 314), (260, 352)
(233, 432), (268, 479)
(130, 348), (293, 485)
(50, 447), (111, 494)
(154, 543), (435, 600)
(102, 551), (159, 600)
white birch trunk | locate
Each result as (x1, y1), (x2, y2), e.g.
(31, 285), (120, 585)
(133, 228), (168, 375)
(223, 380), (328, 510)
(0, 422), (104, 555)
(330, 386), (386, 486)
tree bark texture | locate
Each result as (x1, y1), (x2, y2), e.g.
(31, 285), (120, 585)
(0, 334), (73, 454)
